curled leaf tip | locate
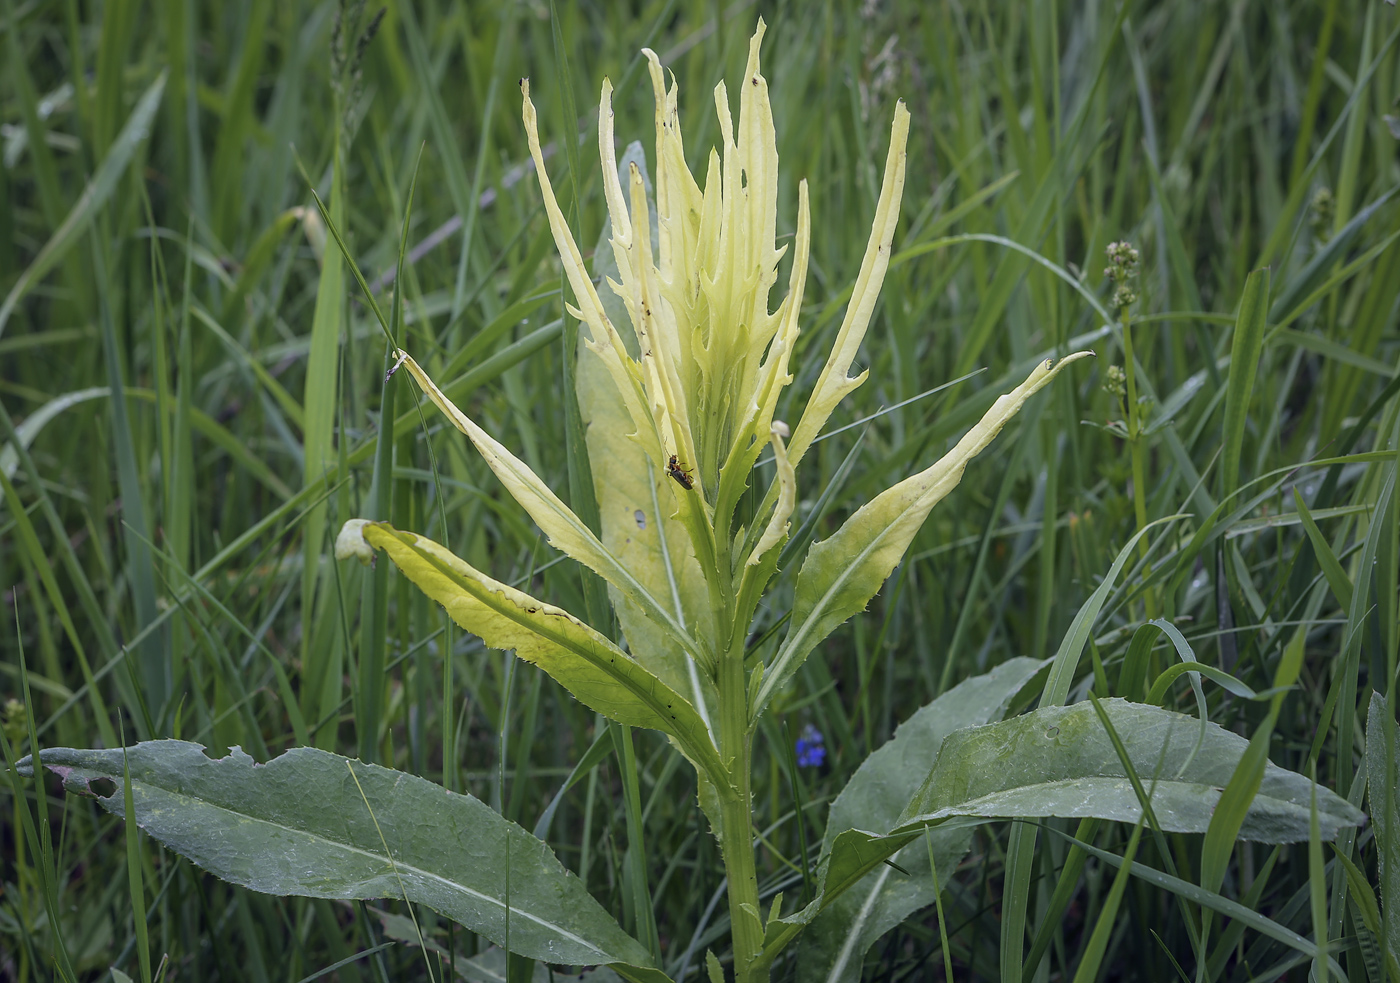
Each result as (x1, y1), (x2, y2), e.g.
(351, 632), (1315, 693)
(335, 519), (375, 565)
(1053, 350), (1096, 370)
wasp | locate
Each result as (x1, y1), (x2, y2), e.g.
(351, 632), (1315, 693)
(666, 454), (695, 490)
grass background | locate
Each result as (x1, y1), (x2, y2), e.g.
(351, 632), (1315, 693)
(2, 0), (1398, 979)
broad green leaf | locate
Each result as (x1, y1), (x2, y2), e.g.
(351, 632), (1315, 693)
(393, 352), (704, 666)
(756, 353), (1091, 715)
(787, 104), (910, 469)
(18, 743), (670, 982)
(894, 700), (1364, 841)
(1368, 692), (1400, 966)
(791, 658), (1047, 982)
(800, 698), (1367, 939)
(339, 521), (723, 786)
(0, 72), (166, 339)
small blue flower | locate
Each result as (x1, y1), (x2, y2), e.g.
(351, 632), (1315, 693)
(795, 724), (826, 768)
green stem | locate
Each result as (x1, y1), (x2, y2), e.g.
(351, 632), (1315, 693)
(713, 526), (766, 983)
(718, 649), (765, 983)
(1120, 307), (1158, 620)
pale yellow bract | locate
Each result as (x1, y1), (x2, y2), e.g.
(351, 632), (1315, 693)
(521, 19), (910, 523)
(341, 18), (1089, 708)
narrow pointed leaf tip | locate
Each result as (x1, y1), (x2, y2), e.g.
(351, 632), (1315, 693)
(788, 102), (912, 469)
(748, 430), (795, 567)
(524, 23), (906, 517)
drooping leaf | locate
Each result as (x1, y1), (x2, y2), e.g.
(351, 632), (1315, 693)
(339, 520), (723, 785)
(895, 699), (1364, 841)
(393, 351), (703, 666)
(790, 658), (1047, 982)
(755, 353), (1091, 715)
(793, 698), (1368, 941)
(18, 743), (670, 982)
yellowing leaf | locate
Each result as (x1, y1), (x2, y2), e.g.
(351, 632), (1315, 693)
(393, 350), (703, 664)
(350, 520), (724, 785)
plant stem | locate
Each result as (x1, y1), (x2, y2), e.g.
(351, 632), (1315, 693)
(1120, 306), (1158, 620)
(714, 529), (766, 983)
(717, 656), (765, 983)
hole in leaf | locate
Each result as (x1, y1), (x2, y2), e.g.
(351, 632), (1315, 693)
(88, 777), (118, 798)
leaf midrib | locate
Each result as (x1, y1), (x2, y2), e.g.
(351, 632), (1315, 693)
(909, 775), (1352, 826)
(118, 768), (616, 960)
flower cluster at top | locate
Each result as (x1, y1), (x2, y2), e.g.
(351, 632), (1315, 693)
(1104, 240), (1140, 312)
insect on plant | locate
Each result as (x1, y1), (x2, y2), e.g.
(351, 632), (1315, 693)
(665, 454), (695, 490)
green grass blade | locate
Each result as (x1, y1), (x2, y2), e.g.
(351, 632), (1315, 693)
(300, 137), (347, 748)
(1220, 268), (1269, 504)
(1070, 818), (1144, 983)
(0, 72), (166, 339)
